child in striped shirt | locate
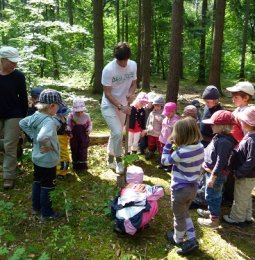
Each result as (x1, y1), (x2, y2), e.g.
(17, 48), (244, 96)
(161, 117), (204, 255)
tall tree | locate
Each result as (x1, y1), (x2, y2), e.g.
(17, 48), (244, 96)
(166, 0), (184, 103)
(208, 0), (226, 94)
(137, 0), (142, 86)
(197, 0), (208, 83)
(140, 0), (152, 91)
(239, 0), (251, 79)
(92, 0), (104, 94)
(116, 0), (120, 42)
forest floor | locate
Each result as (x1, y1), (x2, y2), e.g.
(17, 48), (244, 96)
(0, 78), (255, 260)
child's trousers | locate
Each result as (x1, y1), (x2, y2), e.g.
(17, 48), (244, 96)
(230, 177), (255, 222)
(57, 134), (70, 176)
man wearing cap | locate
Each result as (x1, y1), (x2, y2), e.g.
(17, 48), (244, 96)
(0, 46), (28, 189)
(101, 42), (137, 174)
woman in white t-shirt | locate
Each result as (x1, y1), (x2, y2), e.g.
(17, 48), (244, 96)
(101, 42), (137, 174)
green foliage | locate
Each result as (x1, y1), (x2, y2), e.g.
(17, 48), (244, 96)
(123, 154), (140, 167)
(9, 247), (28, 260)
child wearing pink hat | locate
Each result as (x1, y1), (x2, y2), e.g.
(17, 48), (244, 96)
(159, 102), (180, 155)
(67, 98), (92, 172)
(223, 106), (255, 226)
(128, 92), (148, 154)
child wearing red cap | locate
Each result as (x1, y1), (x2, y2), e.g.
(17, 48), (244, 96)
(128, 92), (148, 154)
(223, 106), (255, 226)
(197, 110), (237, 229)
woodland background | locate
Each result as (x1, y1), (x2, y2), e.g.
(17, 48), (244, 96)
(1, 0), (255, 100)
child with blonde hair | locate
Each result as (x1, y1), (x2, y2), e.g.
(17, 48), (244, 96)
(128, 92), (147, 154)
(161, 117), (204, 255)
(67, 98), (92, 172)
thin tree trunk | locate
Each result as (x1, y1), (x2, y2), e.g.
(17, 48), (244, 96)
(92, 0), (104, 94)
(137, 0), (142, 86)
(208, 0), (226, 95)
(197, 0), (208, 84)
(125, 0), (128, 42)
(66, 0), (74, 25)
(116, 0), (120, 42)
(166, 0), (184, 103)
(239, 0), (250, 80)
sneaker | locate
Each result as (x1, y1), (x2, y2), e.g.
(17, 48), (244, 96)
(177, 238), (199, 255)
(107, 161), (116, 170)
(116, 162), (124, 174)
(3, 179), (15, 190)
(223, 215), (246, 227)
(41, 211), (64, 221)
(31, 209), (40, 215)
(197, 209), (210, 218)
(197, 217), (219, 229)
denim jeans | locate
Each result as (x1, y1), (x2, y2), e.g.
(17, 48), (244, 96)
(205, 173), (227, 218)
(101, 106), (126, 157)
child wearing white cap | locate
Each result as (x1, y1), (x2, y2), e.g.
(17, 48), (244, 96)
(67, 97), (92, 172)
(223, 106), (255, 226)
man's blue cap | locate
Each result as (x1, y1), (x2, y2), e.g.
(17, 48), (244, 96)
(31, 87), (44, 97)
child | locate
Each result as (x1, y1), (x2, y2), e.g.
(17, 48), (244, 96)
(67, 97), (92, 172)
(27, 87), (44, 116)
(226, 81), (254, 143)
(200, 85), (223, 147)
(138, 91), (156, 154)
(161, 117), (204, 255)
(19, 89), (63, 220)
(197, 110), (237, 229)
(128, 92), (147, 154)
(145, 95), (165, 159)
(191, 99), (203, 122)
(159, 102), (180, 155)
(53, 103), (71, 179)
(223, 106), (255, 226)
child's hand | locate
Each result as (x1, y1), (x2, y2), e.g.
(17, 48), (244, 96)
(141, 130), (146, 137)
(40, 145), (53, 153)
(207, 175), (217, 188)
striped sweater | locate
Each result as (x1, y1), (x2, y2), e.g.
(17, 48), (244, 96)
(161, 142), (204, 191)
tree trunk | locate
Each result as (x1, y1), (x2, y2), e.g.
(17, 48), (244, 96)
(239, 0), (250, 80)
(125, 0), (129, 42)
(137, 0), (142, 87)
(92, 0), (104, 94)
(197, 0), (208, 84)
(208, 0), (226, 95)
(116, 0), (120, 42)
(51, 45), (60, 80)
(166, 0), (184, 103)
(141, 0), (152, 91)
(66, 0), (74, 25)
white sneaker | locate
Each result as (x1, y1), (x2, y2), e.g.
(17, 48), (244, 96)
(116, 162), (124, 174)
(107, 161), (116, 170)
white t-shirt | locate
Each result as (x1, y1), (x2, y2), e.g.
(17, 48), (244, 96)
(101, 59), (137, 108)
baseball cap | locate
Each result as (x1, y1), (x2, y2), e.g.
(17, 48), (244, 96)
(0, 46), (22, 63)
(72, 98), (86, 112)
(39, 89), (63, 105)
(238, 106), (255, 127)
(31, 87), (44, 98)
(152, 95), (165, 106)
(226, 81), (255, 96)
(202, 85), (220, 100)
(162, 102), (177, 116)
(202, 110), (235, 125)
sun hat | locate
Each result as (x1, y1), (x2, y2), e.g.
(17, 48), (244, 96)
(152, 95), (165, 106)
(191, 99), (201, 108)
(57, 103), (71, 116)
(0, 46), (22, 63)
(238, 106), (255, 127)
(202, 110), (235, 125)
(226, 81), (255, 96)
(202, 85), (220, 100)
(147, 92), (157, 102)
(162, 102), (177, 116)
(39, 89), (63, 105)
(182, 105), (197, 118)
(136, 92), (148, 102)
(72, 98), (85, 112)
(31, 87), (44, 98)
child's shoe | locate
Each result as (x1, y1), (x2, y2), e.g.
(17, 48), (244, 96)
(197, 217), (219, 229)
(197, 209), (210, 218)
(223, 215), (246, 227)
(107, 161), (116, 170)
(165, 230), (182, 246)
(176, 238), (199, 255)
(41, 211), (64, 221)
